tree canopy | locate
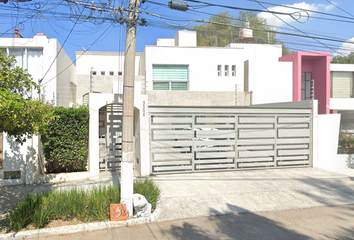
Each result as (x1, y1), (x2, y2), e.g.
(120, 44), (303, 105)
(331, 52), (354, 64)
(0, 51), (53, 144)
(192, 11), (290, 56)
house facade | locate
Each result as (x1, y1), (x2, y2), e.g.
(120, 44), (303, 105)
(140, 30), (293, 106)
(0, 32), (76, 185)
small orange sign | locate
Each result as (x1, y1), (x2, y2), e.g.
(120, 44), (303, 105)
(110, 204), (127, 221)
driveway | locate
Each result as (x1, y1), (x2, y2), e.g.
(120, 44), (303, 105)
(153, 167), (354, 222)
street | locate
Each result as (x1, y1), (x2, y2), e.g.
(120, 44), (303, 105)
(36, 204), (354, 240)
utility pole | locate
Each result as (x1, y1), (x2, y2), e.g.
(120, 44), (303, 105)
(121, 0), (140, 217)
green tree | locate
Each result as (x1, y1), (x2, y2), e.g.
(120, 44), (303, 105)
(193, 11), (291, 55)
(331, 52), (354, 64)
(0, 51), (53, 144)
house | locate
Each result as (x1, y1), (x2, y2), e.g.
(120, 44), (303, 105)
(140, 30), (293, 107)
(74, 51), (142, 105)
(330, 64), (354, 130)
(0, 31), (76, 185)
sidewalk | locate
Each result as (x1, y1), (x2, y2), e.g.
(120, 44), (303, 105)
(1, 167), (354, 239)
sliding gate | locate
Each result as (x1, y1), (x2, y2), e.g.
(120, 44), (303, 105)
(150, 106), (312, 174)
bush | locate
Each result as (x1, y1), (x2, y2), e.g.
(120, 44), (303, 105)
(43, 106), (89, 173)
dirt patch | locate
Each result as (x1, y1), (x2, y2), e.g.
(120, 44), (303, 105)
(0, 217), (87, 234)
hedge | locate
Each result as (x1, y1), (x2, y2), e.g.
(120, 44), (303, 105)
(43, 106), (89, 173)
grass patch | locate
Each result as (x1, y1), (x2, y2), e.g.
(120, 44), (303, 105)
(134, 178), (161, 211)
(9, 179), (160, 232)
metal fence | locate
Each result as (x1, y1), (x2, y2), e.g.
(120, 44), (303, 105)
(149, 106), (312, 174)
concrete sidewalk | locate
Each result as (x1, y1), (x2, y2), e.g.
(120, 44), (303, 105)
(153, 167), (354, 222)
(1, 167), (354, 238)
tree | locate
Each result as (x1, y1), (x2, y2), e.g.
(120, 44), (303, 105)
(193, 11), (291, 55)
(0, 51), (53, 144)
(331, 52), (354, 64)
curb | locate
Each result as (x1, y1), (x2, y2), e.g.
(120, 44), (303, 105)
(0, 201), (161, 239)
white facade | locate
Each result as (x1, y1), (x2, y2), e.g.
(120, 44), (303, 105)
(139, 30), (293, 105)
(75, 51), (140, 76)
(0, 34), (76, 107)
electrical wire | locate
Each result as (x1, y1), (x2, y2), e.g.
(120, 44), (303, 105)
(41, 7), (85, 82)
(40, 24), (114, 86)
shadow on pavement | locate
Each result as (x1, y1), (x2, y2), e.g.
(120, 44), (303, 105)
(165, 204), (310, 240)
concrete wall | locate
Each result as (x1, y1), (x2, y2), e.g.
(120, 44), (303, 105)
(330, 99), (354, 111)
(313, 113), (341, 169)
(56, 40), (77, 107)
(175, 30), (197, 47)
(248, 60), (292, 104)
(146, 91), (251, 106)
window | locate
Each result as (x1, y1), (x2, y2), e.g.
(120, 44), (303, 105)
(224, 65), (229, 77)
(217, 65), (221, 76)
(301, 72), (312, 100)
(232, 65), (236, 77)
(110, 71), (114, 76)
(118, 71), (122, 76)
(101, 71), (105, 75)
(332, 72), (354, 98)
(7, 48), (43, 98)
(152, 65), (188, 90)
(92, 71), (97, 75)
(9, 48), (25, 68)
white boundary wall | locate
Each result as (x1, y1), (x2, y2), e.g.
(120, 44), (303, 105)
(313, 113), (341, 169)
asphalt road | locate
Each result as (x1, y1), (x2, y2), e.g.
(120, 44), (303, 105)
(35, 204), (354, 240)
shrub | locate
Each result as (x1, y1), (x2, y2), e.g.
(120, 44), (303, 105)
(338, 130), (354, 154)
(43, 106), (89, 173)
(9, 179), (161, 231)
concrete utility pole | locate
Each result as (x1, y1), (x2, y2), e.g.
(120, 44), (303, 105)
(121, 0), (140, 216)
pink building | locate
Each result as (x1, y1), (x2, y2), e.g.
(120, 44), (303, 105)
(279, 52), (331, 114)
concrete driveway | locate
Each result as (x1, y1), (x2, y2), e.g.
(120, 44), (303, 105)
(153, 167), (354, 222)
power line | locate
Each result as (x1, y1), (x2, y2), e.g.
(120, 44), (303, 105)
(41, 7), (84, 83)
(40, 24), (114, 86)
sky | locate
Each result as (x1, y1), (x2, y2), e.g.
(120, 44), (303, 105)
(1, 0), (354, 63)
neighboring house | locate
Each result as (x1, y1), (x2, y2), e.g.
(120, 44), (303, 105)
(0, 32), (76, 107)
(330, 64), (354, 130)
(279, 52), (331, 115)
(75, 51), (142, 105)
(0, 32), (76, 185)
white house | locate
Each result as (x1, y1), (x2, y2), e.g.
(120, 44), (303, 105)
(74, 51), (142, 105)
(139, 30), (293, 106)
(0, 32), (76, 185)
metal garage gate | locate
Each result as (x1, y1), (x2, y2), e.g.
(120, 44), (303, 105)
(150, 106), (312, 174)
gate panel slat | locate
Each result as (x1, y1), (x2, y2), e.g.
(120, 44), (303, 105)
(154, 153), (193, 160)
(238, 150), (276, 158)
